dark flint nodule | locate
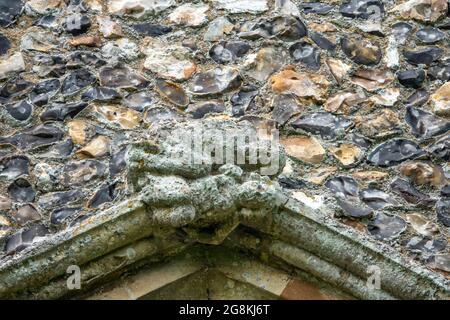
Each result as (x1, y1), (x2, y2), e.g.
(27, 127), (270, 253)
(441, 185), (450, 197)
(155, 79), (189, 108)
(325, 176), (359, 198)
(391, 22), (413, 41)
(309, 32), (336, 52)
(67, 51), (106, 68)
(123, 91), (153, 112)
(397, 69), (425, 88)
(436, 199), (450, 227)
(188, 101), (226, 119)
(5, 100), (33, 121)
(339, 0), (384, 19)
(0, 0), (24, 27)
(240, 16), (307, 41)
(429, 135), (449, 160)
(0, 156), (29, 180)
(360, 188), (397, 209)
(390, 177), (435, 207)
(272, 95), (300, 125)
(405, 106), (450, 139)
(110, 147), (127, 177)
(53, 139), (74, 157)
(88, 183), (117, 208)
(341, 36), (382, 66)
(99, 66), (149, 89)
(404, 47), (443, 66)
(61, 68), (96, 95)
(131, 23), (172, 36)
(351, 133), (372, 149)
(292, 112), (352, 139)
(29, 78), (61, 106)
(145, 106), (183, 125)
(5, 224), (48, 254)
(367, 212), (406, 240)
(367, 139), (425, 167)
(0, 77), (33, 99)
(336, 198), (373, 218)
(404, 90), (429, 107)
(8, 178), (35, 203)
(278, 177), (305, 189)
(0, 33), (10, 55)
(51, 207), (81, 225)
(428, 61), (450, 81)
(62, 160), (107, 186)
(13, 204), (40, 225)
(289, 41), (321, 70)
(406, 236), (446, 254)
(416, 27), (445, 44)
(209, 41), (251, 64)
(40, 102), (88, 122)
(82, 87), (121, 102)
(63, 14), (91, 36)
(231, 85), (258, 117)
(300, 2), (334, 14)
(38, 189), (83, 209)
(35, 15), (58, 29)
(0, 125), (63, 150)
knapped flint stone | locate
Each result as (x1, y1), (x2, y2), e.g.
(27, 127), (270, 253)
(325, 176), (359, 199)
(300, 2), (334, 14)
(40, 102), (88, 122)
(187, 101), (226, 119)
(0, 156), (29, 180)
(0, 77), (33, 99)
(404, 90), (429, 107)
(155, 79), (189, 108)
(0, 0), (24, 27)
(131, 23), (172, 36)
(390, 177), (436, 207)
(404, 47), (443, 66)
(29, 78), (61, 106)
(50, 207), (81, 225)
(123, 91), (153, 112)
(428, 61), (450, 81)
(82, 87), (121, 102)
(351, 133), (372, 149)
(52, 139), (74, 158)
(278, 177), (306, 189)
(309, 32), (336, 52)
(62, 160), (107, 186)
(0, 125), (63, 150)
(367, 212), (406, 240)
(38, 189), (83, 209)
(432, 140), (450, 170)
(436, 199), (450, 227)
(209, 41), (251, 64)
(63, 14), (91, 36)
(367, 139), (425, 167)
(340, 0), (384, 19)
(360, 188), (398, 209)
(35, 15), (58, 29)
(416, 27), (445, 44)
(289, 41), (321, 70)
(239, 16), (307, 41)
(189, 67), (242, 96)
(341, 36), (382, 66)
(5, 224), (48, 255)
(391, 22), (413, 41)
(8, 178), (35, 203)
(406, 236), (446, 254)
(5, 100), (33, 121)
(271, 95), (300, 125)
(397, 69), (426, 88)
(292, 112), (352, 139)
(99, 66), (149, 89)
(110, 147), (127, 177)
(88, 183), (117, 208)
(13, 204), (40, 226)
(231, 85), (258, 117)
(61, 68), (96, 95)
(405, 106), (450, 139)
(0, 33), (10, 55)
(336, 198), (373, 218)
(67, 51), (106, 68)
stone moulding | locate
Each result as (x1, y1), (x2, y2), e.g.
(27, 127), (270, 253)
(0, 193), (448, 299)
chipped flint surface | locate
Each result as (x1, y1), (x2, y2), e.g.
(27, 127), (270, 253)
(0, 0), (449, 299)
